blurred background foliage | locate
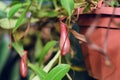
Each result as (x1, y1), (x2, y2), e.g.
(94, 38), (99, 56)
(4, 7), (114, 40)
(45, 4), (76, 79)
(0, 0), (97, 80)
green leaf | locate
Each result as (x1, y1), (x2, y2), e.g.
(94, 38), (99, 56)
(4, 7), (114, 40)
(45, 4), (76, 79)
(28, 63), (47, 80)
(0, 18), (17, 29)
(44, 64), (70, 80)
(0, 2), (6, 10)
(12, 41), (24, 57)
(12, 2), (31, 33)
(43, 50), (60, 72)
(60, 0), (74, 16)
(32, 76), (40, 80)
(0, 10), (7, 19)
(38, 10), (57, 18)
(8, 3), (22, 19)
(39, 41), (57, 65)
(34, 35), (43, 59)
(83, 4), (91, 13)
(9, 61), (20, 80)
(0, 34), (10, 75)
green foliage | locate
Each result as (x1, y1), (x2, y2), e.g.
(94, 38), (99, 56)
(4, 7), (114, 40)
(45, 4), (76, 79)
(109, 1), (119, 7)
(83, 4), (91, 13)
(39, 41), (57, 65)
(34, 35), (43, 59)
(8, 3), (22, 19)
(43, 50), (60, 72)
(12, 2), (31, 33)
(9, 61), (20, 80)
(0, 18), (17, 29)
(28, 63), (47, 80)
(29, 63), (70, 80)
(12, 41), (24, 57)
(38, 10), (57, 18)
(0, 10), (7, 19)
(60, 0), (74, 16)
(0, 2), (6, 10)
(0, 34), (10, 75)
(44, 64), (70, 80)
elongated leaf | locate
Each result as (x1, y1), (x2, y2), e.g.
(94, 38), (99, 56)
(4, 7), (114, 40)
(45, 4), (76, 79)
(8, 3), (22, 19)
(44, 64), (70, 80)
(9, 61), (20, 80)
(12, 41), (24, 57)
(32, 76), (40, 80)
(34, 35), (43, 59)
(60, 0), (74, 16)
(0, 34), (10, 75)
(43, 50), (60, 72)
(28, 63), (47, 80)
(12, 2), (31, 33)
(39, 41), (57, 65)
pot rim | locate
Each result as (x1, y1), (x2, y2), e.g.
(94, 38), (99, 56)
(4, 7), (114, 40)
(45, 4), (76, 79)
(75, 7), (120, 16)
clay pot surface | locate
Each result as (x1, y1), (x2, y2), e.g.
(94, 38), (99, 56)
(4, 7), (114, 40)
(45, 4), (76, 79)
(77, 7), (120, 80)
(77, 7), (120, 16)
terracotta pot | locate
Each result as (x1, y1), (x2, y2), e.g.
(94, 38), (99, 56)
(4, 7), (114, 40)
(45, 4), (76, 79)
(77, 7), (120, 80)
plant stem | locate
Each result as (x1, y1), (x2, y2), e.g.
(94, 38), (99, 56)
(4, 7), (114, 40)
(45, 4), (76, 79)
(39, 0), (43, 10)
(43, 50), (60, 72)
(58, 52), (61, 64)
(66, 73), (72, 80)
(53, 0), (58, 10)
